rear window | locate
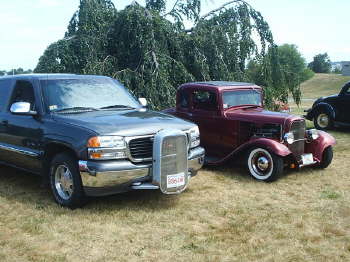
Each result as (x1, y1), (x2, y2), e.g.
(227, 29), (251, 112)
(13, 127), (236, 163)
(0, 79), (13, 111)
(193, 90), (217, 111)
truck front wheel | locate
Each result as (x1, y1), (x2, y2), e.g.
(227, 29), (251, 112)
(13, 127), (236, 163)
(49, 153), (86, 209)
(246, 148), (283, 182)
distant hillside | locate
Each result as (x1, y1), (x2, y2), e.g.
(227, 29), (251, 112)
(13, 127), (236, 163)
(301, 73), (350, 98)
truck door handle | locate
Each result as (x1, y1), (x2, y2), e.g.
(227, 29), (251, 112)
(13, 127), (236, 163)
(1, 120), (8, 125)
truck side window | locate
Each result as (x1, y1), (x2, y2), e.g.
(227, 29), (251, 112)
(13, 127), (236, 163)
(193, 90), (217, 111)
(9, 80), (36, 110)
(0, 79), (13, 111)
(178, 90), (189, 108)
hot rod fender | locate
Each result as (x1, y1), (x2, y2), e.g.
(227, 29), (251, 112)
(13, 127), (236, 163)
(209, 137), (292, 165)
(306, 102), (336, 120)
(305, 131), (336, 162)
(238, 137), (292, 157)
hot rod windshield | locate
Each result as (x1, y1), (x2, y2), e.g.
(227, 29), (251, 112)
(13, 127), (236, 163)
(41, 78), (140, 112)
(222, 89), (262, 109)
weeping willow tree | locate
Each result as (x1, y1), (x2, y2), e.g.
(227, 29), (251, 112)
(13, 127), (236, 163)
(35, 0), (301, 109)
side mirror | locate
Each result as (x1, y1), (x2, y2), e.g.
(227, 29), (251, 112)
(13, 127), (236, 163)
(138, 98), (148, 107)
(10, 102), (37, 116)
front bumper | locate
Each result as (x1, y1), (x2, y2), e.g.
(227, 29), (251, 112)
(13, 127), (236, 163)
(79, 146), (205, 196)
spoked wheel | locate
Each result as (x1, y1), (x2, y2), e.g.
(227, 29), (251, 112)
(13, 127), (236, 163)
(246, 148), (283, 182)
(54, 165), (74, 201)
(314, 112), (333, 130)
(49, 153), (86, 209)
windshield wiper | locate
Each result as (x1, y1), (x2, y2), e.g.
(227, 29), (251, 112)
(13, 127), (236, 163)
(99, 105), (135, 110)
(53, 107), (99, 113)
(242, 105), (261, 109)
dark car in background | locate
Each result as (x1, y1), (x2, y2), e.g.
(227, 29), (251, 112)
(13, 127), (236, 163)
(305, 81), (350, 130)
(0, 74), (205, 208)
(165, 81), (336, 182)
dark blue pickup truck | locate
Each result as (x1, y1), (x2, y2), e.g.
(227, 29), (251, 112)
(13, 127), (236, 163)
(0, 74), (204, 208)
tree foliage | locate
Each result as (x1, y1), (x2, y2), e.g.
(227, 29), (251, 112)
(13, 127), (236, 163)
(308, 53), (331, 73)
(35, 0), (302, 110)
(247, 44), (313, 106)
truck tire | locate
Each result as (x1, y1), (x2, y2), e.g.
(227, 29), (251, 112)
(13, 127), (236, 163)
(49, 152), (86, 209)
(318, 146), (333, 169)
(314, 111), (333, 130)
(246, 147), (283, 182)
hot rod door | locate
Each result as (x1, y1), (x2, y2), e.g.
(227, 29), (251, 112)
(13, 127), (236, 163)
(189, 89), (228, 158)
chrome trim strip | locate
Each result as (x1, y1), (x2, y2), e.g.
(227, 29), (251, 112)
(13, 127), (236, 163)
(0, 143), (39, 157)
(292, 138), (306, 143)
(131, 183), (159, 190)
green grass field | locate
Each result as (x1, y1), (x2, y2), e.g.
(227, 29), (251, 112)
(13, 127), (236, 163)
(301, 73), (350, 99)
(1, 74), (350, 262)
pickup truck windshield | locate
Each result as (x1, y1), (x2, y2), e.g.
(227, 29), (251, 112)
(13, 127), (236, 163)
(41, 78), (140, 112)
(222, 90), (262, 109)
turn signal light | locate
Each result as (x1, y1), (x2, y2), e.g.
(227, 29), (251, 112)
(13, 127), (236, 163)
(87, 137), (101, 148)
(90, 152), (102, 159)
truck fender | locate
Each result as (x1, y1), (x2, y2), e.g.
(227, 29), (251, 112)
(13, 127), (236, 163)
(310, 103), (336, 120)
(305, 131), (336, 162)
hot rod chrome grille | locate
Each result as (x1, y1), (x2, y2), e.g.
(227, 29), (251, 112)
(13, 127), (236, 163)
(288, 120), (306, 157)
(128, 136), (154, 162)
(291, 120), (306, 140)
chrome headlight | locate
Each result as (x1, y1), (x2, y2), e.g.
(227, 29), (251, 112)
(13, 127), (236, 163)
(188, 126), (200, 148)
(306, 129), (319, 140)
(87, 136), (127, 160)
(284, 132), (295, 144)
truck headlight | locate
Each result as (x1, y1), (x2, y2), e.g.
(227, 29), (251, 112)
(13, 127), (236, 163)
(188, 126), (200, 148)
(284, 132), (294, 144)
(87, 136), (127, 160)
(306, 129), (319, 140)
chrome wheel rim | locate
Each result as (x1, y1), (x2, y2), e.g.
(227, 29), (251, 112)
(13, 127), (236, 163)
(54, 164), (74, 200)
(317, 113), (329, 129)
(248, 148), (273, 180)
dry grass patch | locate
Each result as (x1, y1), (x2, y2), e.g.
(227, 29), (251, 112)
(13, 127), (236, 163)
(1, 134), (350, 262)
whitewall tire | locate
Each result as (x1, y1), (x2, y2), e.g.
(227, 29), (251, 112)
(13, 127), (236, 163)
(246, 148), (283, 182)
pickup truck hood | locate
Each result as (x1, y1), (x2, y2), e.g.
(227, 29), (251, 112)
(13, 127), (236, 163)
(225, 107), (299, 125)
(52, 109), (195, 136)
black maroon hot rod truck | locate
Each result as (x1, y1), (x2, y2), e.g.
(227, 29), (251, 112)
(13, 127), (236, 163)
(0, 74), (205, 208)
(164, 81), (336, 182)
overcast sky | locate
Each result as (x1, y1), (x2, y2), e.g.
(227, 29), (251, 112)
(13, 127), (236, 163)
(1, 0), (349, 70)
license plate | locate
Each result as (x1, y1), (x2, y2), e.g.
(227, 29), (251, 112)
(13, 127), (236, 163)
(167, 173), (185, 188)
(301, 153), (314, 165)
